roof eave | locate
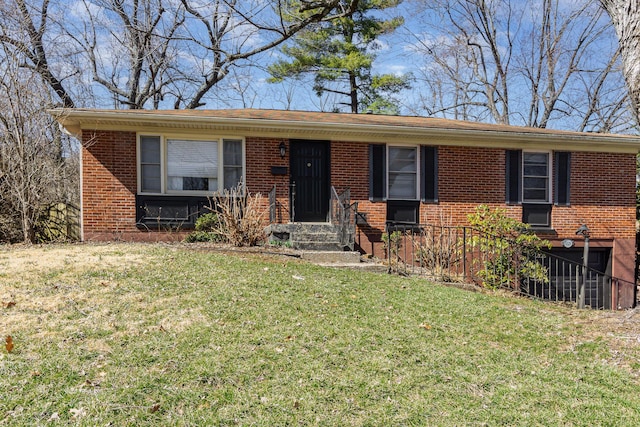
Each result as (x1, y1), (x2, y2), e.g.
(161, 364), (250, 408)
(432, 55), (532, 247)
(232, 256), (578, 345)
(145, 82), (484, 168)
(47, 108), (640, 153)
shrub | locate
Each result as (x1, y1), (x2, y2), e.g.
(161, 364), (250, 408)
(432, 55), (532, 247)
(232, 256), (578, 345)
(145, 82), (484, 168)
(413, 226), (462, 282)
(184, 230), (220, 243)
(185, 213), (223, 243)
(207, 184), (266, 247)
(382, 230), (404, 273)
(195, 213), (220, 231)
(467, 205), (550, 289)
(382, 230), (403, 257)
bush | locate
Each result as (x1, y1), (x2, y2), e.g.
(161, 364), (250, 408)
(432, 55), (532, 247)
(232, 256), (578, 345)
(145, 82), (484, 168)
(467, 205), (550, 289)
(209, 184), (266, 247)
(413, 226), (462, 282)
(381, 230), (402, 257)
(184, 185), (266, 247)
(195, 213), (220, 231)
(185, 213), (223, 243)
(184, 230), (222, 243)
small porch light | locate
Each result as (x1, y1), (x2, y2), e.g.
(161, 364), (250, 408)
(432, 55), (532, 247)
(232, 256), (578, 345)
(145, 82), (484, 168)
(278, 141), (287, 158)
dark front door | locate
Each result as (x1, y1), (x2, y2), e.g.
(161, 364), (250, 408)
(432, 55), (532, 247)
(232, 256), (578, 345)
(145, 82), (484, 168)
(290, 140), (330, 222)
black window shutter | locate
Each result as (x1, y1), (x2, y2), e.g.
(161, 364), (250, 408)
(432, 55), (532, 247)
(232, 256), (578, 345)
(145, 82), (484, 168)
(369, 144), (386, 201)
(505, 150), (522, 204)
(554, 151), (571, 206)
(420, 146), (438, 203)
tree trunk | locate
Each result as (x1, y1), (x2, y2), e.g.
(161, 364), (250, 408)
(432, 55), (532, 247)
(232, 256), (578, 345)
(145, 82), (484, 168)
(601, 0), (640, 120)
(349, 72), (359, 113)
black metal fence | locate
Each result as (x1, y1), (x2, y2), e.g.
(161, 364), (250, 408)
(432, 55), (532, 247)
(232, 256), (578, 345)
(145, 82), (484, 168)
(385, 223), (630, 310)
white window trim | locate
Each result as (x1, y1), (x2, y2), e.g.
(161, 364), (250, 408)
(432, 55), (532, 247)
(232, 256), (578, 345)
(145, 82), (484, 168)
(137, 134), (164, 195)
(386, 144), (420, 201)
(137, 134), (246, 196)
(521, 150), (551, 204)
(221, 137), (246, 192)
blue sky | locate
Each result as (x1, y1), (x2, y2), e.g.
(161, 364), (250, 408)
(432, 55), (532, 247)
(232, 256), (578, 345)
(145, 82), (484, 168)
(194, 0), (630, 132)
(58, 0), (629, 132)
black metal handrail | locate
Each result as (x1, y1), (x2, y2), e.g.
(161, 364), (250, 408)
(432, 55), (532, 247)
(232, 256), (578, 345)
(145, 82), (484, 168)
(330, 187), (357, 250)
(290, 182), (296, 222)
(268, 185), (277, 223)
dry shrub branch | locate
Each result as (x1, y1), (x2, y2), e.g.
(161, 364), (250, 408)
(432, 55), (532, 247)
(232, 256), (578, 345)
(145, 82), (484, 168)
(208, 184), (266, 247)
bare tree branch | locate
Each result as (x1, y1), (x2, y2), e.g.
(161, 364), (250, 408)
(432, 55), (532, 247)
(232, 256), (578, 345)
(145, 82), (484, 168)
(410, 0), (630, 131)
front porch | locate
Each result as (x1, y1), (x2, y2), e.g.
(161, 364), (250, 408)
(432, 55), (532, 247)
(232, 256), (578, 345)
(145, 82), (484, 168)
(265, 184), (358, 253)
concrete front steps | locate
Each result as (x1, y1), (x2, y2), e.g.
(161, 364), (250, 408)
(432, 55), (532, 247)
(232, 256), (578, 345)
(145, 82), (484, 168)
(265, 222), (383, 268)
(265, 223), (345, 252)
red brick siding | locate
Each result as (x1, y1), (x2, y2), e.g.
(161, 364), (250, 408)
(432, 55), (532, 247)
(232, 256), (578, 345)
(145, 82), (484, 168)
(331, 141), (381, 254)
(331, 141), (369, 200)
(245, 137), (291, 224)
(82, 130), (138, 239)
(438, 146), (505, 205)
(80, 132), (636, 286)
(353, 147), (636, 282)
(353, 148), (635, 239)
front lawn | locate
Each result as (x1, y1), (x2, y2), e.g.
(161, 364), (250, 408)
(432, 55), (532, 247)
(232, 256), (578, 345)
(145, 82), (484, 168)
(1, 243), (639, 425)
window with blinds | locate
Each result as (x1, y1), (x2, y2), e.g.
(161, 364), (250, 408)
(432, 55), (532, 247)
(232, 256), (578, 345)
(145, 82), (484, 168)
(138, 136), (244, 194)
(388, 146), (418, 200)
(167, 139), (218, 191)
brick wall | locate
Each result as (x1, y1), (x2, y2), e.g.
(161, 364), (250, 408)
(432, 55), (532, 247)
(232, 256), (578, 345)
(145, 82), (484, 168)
(331, 141), (369, 200)
(80, 132), (636, 270)
(351, 147), (635, 238)
(82, 134), (290, 239)
(245, 137), (291, 224)
(82, 130), (138, 240)
(349, 147), (636, 290)
(239, 139), (636, 267)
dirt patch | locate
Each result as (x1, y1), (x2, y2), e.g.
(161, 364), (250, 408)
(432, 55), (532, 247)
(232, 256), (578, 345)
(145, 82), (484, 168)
(574, 308), (640, 346)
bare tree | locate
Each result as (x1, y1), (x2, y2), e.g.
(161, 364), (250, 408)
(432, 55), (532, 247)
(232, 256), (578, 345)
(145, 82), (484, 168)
(409, 0), (631, 131)
(176, 0), (360, 109)
(0, 0), (76, 108)
(0, 45), (77, 242)
(0, 0), (359, 241)
(63, 0), (186, 109)
(2, 0), (360, 110)
(600, 0), (640, 123)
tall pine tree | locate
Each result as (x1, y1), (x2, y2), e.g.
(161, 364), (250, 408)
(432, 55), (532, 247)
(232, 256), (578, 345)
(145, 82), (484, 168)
(268, 0), (410, 114)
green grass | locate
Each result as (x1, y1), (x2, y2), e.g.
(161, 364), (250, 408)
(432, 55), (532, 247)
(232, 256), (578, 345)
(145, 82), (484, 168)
(1, 243), (639, 425)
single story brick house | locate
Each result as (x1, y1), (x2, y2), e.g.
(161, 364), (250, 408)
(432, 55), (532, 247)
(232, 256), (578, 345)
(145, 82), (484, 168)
(50, 108), (639, 306)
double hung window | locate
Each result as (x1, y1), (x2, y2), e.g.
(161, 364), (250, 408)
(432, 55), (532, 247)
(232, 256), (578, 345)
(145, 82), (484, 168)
(522, 152), (550, 203)
(369, 144), (438, 224)
(140, 136), (162, 193)
(369, 144), (438, 203)
(506, 149), (571, 228)
(388, 146), (418, 200)
(223, 139), (243, 189)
